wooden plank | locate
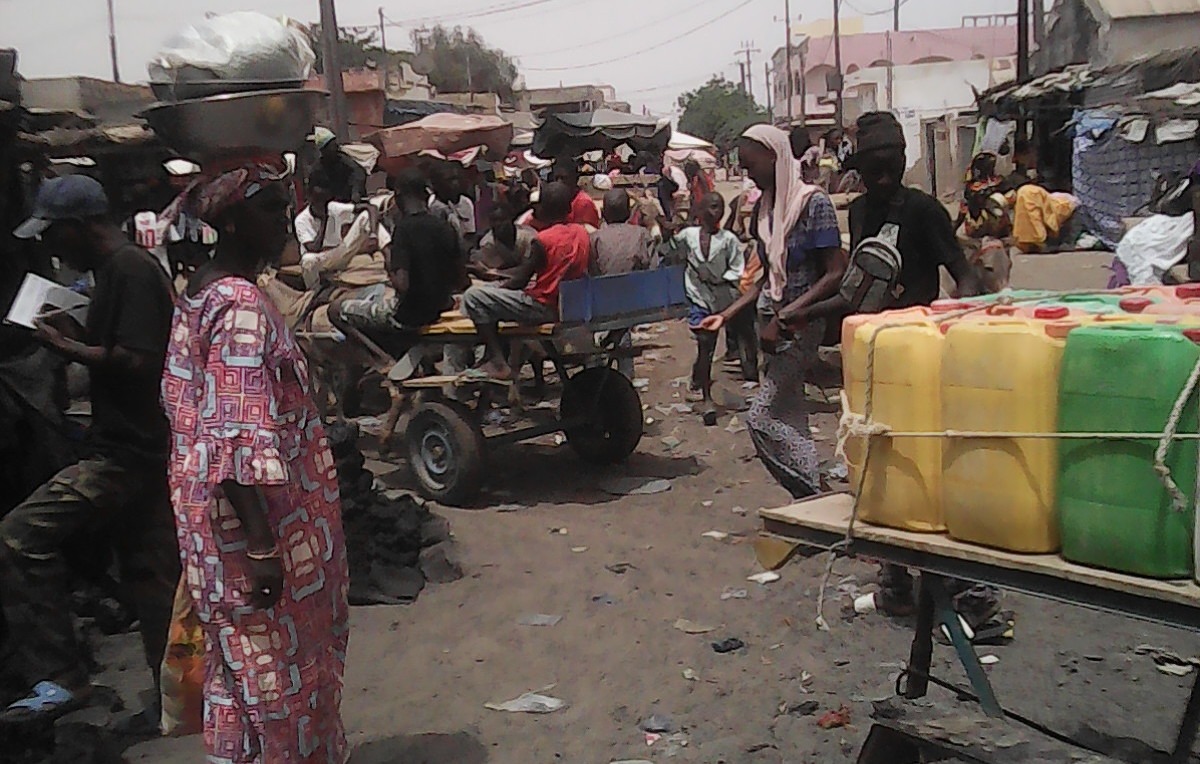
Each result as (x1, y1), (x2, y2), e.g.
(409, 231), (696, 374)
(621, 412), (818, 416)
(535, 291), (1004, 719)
(760, 493), (1200, 610)
(400, 374), (512, 389)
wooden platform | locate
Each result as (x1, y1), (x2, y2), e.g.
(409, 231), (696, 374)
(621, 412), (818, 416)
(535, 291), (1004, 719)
(760, 493), (1200, 631)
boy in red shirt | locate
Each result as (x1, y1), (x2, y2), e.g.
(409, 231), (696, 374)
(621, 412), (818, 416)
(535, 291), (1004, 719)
(553, 161), (602, 229)
(462, 181), (590, 379)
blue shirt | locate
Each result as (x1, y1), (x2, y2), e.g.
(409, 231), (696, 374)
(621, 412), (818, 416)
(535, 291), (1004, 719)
(754, 192), (841, 310)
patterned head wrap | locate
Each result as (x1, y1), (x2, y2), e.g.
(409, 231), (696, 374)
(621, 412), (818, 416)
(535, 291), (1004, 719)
(162, 159), (290, 229)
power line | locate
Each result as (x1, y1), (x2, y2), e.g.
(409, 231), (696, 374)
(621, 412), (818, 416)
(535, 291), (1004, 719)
(518, 0), (728, 57)
(523, 0), (760, 73)
(381, 0), (557, 28)
(841, 0), (910, 18)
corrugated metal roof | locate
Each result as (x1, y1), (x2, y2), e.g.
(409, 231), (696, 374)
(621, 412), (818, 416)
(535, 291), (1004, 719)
(1093, 0), (1200, 19)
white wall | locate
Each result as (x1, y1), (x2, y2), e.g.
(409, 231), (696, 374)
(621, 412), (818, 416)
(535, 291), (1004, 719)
(845, 59), (998, 168)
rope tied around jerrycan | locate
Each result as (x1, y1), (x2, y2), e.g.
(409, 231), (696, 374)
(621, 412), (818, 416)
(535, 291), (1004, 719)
(815, 291), (1200, 630)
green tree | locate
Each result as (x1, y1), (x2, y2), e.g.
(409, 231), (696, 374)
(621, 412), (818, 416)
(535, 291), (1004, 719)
(411, 25), (520, 102)
(307, 25), (407, 74)
(678, 77), (769, 153)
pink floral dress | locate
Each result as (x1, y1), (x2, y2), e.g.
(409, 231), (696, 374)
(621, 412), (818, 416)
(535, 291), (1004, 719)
(162, 277), (349, 763)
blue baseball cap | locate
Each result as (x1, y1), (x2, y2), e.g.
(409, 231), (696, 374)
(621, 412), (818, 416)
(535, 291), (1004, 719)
(14, 175), (110, 239)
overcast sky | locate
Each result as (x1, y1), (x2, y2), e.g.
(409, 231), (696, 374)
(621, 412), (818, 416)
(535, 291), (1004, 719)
(1, 0), (1013, 115)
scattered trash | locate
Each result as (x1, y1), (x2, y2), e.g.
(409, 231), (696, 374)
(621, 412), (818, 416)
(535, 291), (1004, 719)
(979, 654), (999, 665)
(742, 381), (759, 390)
(816, 704), (852, 729)
(645, 417), (655, 426)
(753, 536), (800, 570)
(571, 546), (589, 553)
(826, 462), (849, 481)
(711, 637), (745, 654)
(661, 435), (682, 451)
(591, 594), (617, 606)
(516, 613), (563, 627)
(655, 403), (694, 416)
(549, 527), (569, 535)
(606, 562), (637, 575)
(853, 593), (878, 615)
(701, 500), (714, 508)
(747, 571), (781, 585)
(1134, 644), (1200, 678)
(725, 416), (748, 435)
(633, 378), (650, 390)
(673, 618), (717, 634)
(720, 587), (748, 600)
(780, 700), (820, 717)
(483, 409), (508, 426)
(639, 714), (676, 733)
(610, 760), (654, 764)
(485, 690), (566, 714)
(682, 669), (699, 681)
(600, 477), (673, 496)
(644, 733), (660, 746)
(731, 506), (747, 515)
(493, 503), (525, 512)
(670, 376), (691, 388)
(553, 433), (565, 446)
(834, 658), (850, 666)
(701, 530), (729, 541)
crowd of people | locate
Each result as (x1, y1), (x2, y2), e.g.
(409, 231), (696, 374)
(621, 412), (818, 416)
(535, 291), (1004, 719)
(0, 109), (1010, 761)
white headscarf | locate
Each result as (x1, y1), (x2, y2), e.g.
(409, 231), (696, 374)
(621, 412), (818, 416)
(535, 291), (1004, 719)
(741, 124), (822, 302)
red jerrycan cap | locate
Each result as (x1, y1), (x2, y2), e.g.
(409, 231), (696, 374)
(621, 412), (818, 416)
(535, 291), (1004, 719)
(1177, 285), (1200, 299)
(1032, 306), (1070, 320)
(1185, 329), (1200, 344)
(1119, 297), (1152, 313)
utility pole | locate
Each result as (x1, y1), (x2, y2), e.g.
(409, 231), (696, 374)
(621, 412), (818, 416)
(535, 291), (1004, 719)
(832, 0), (844, 127)
(784, 0), (794, 124)
(106, 0), (121, 83)
(735, 41), (761, 101)
(319, 0), (351, 141)
(378, 7), (387, 53)
(1016, 0), (1030, 83)
(886, 0), (899, 110)
(764, 61), (773, 116)
(736, 60), (747, 94)
(1032, 0), (1045, 50)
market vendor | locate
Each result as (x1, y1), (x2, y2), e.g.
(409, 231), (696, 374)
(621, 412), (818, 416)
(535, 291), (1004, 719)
(461, 181), (590, 380)
(1002, 137), (1078, 253)
(308, 126), (367, 204)
(0, 175), (179, 723)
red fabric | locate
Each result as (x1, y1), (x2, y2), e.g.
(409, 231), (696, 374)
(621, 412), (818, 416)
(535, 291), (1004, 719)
(568, 189), (601, 228)
(689, 173), (715, 204)
(527, 223), (591, 308)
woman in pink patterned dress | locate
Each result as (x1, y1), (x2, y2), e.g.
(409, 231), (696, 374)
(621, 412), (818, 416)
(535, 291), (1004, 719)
(160, 165), (349, 763)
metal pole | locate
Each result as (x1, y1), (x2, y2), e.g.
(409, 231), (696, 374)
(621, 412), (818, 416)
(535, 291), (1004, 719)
(106, 0), (121, 83)
(886, 0), (899, 110)
(765, 61), (773, 118)
(319, 0), (350, 140)
(1017, 0), (1030, 83)
(833, 0), (844, 127)
(1032, 0), (1045, 50)
(378, 6), (387, 53)
(784, 0), (794, 124)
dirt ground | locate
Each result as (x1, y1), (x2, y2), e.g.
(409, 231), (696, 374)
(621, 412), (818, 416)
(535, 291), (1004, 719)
(112, 250), (1200, 763)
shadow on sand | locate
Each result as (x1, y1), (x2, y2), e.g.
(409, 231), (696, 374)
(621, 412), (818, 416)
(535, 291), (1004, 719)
(348, 732), (488, 764)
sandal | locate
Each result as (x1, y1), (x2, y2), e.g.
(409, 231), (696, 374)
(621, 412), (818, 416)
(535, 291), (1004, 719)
(0, 681), (82, 724)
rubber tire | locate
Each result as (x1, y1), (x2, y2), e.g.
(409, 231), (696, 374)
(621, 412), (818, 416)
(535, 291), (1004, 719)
(406, 401), (485, 505)
(560, 367), (644, 464)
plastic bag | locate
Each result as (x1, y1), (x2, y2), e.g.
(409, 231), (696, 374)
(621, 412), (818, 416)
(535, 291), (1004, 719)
(148, 11), (315, 84)
(159, 578), (204, 737)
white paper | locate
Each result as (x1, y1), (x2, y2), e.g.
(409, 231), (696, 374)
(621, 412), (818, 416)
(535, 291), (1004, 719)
(4, 273), (90, 329)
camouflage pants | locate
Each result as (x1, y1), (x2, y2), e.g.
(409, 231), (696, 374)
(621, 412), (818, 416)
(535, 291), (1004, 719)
(0, 457), (179, 690)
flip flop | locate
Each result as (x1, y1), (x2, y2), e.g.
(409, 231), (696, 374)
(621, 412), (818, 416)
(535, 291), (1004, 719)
(0, 681), (81, 724)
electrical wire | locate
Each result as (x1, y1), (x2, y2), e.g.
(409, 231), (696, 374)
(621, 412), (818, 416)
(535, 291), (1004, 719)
(381, 0), (558, 28)
(840, 0), (911, 17)
(518, 0), (730, 57)
(522, 0), (761, 73)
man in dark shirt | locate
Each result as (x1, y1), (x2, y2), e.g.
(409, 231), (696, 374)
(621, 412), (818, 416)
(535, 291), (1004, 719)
(0, 176), (178, 721)
(330, 168), (463, 332)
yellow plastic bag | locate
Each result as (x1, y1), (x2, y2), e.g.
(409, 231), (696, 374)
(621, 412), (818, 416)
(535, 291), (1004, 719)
(159, 578), (204, 736)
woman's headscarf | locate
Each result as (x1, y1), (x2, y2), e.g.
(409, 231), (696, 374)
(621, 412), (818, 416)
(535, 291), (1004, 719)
(741, 124), (821, 303)
(161, 159), (290, 235)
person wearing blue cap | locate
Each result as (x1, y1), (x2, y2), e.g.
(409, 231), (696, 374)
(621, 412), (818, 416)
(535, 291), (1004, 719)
(0, 175), (178, 724)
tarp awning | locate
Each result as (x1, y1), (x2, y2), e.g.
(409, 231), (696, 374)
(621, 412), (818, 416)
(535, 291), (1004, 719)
(532, 108), (671, 157)
(668, 131), (715, 151)
(365, 113), (513, 163)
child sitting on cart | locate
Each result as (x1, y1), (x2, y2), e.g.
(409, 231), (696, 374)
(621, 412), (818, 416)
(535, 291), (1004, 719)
(673, 192), (745, 425)
(462, 181), (591, 380)
(329, 168), (463, 334)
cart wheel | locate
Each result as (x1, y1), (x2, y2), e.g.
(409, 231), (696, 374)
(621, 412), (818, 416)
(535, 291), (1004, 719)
(560, 367), (644, 464)
(406, 401), (485, 505)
